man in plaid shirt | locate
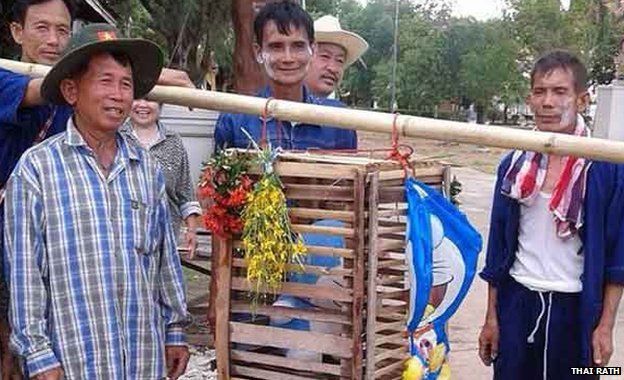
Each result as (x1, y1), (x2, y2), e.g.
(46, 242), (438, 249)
(3, 24), (190, 380)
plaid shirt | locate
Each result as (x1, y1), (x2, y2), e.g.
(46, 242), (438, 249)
(3, 119), (190, 379)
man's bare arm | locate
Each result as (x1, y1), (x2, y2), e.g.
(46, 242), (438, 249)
(20, 78), (45, 108)
(18, 67), (193, 109)
(478, 284), (499, 366)
(592, 283), (623, 365)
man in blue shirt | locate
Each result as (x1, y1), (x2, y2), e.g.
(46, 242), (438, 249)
(0, 1), (195, 377)
(214, 0), (357, 151)
(478, 50), (624, 379)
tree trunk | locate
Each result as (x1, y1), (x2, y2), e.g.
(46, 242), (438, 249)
(476, 104), (485, 124)
(503, 104), (508, 125)
(232, 0), (266, 95)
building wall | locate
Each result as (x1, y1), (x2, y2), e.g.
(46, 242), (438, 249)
(158, 104), (218, 183)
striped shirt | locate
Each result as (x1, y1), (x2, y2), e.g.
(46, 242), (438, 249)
(3, 119), (190, 379)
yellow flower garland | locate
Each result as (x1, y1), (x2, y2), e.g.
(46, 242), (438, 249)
(241, 156), (307, 305)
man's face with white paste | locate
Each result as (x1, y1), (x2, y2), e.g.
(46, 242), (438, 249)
(529, 67), (588, 134)
(255, 21), (314, 86)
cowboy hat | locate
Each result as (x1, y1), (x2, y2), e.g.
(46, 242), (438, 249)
(314, 15), (368, 67)
(42, 23), (163, 105)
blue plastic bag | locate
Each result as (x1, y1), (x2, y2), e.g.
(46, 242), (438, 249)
(403, 177), (482, 379)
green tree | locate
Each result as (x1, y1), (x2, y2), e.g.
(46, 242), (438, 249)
(459, 20), (525, 123)
(371, 12), (449, 113)
(507, 0), (624, 85)
(107, 0), (231, 85)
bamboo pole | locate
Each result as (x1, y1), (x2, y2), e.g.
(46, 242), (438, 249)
(3, 58), (624, 163)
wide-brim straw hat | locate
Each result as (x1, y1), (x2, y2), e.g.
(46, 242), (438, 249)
(42, 23), (163, 105)
(314, 15), (369, 67)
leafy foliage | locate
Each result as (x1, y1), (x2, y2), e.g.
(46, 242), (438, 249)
(105, 0), (231, 84)
(3, 0), (624, 122)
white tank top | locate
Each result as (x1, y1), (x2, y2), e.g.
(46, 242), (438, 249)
(509, 192), (584, 293)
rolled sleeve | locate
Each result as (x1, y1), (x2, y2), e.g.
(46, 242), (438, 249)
(179, 201), (201, 219)
(164, 327), (187, 347)
(25, 348), (61, 377)
(605, 267), (624, 284)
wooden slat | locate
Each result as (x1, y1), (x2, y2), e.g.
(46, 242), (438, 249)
(374, 333), (406, 347)
(289, 207), (355, 222)
(306, 244), (355, 259)
(373, 358), (407, 379)
(285, 184), (354, 201)
(376, 208), (406, 218)
(378, 186), (405, 203)
(231, 364), (319, 380)
(377, 306), (408, 317)
(229, 322), (353, 358)
(377, 225), (406, 234)
(377, 239), (404, 252)
(231, 277), (353, 302)
(365, 171), (380, 380)
(443, 165), (452, 199)
(351, 169), (366, 380)
(213, 238), (232, 379)
(378, 289), (408, 300)
(231, 258), (353, 277)
(374, 346), (408, 363)
(377, 259), (405, 269)
(379, 166), (444, 181)
(180, 258), (211, 276)
(375, 321), (405, 333)
(230, 302), (351, 325)
(232, 240), (355, 259)
(248, 161), (357, 180)
(378, 275), (405, 286)
(292, 223), (355, 237)
(231, 349), (344, 376)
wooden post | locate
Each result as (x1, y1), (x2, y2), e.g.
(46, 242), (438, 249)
(365, 171), (380, 380)
(213, 237), (232, 379)
(351, 169), (366, 380)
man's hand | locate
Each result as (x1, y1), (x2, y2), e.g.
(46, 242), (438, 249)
(592, 323), (614, 366)
(478, 319), (499, 366)
(184, 229), (198, 260)
(593, 283), (623, 366)
(158, 69), (195, 88)
(166, 345), (190, 380)
(32, 366), (63, 380)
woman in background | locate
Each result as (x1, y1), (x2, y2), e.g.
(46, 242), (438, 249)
(123, 99), (202, 258)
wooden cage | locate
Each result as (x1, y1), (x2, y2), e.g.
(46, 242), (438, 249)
(210, 152), (451, 379)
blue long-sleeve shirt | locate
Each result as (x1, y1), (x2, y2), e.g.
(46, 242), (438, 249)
(480, 152), (624, 365)
(0, 68), (71, 190)
(4, 120), (190, 378)
(214, 86), (357, 151)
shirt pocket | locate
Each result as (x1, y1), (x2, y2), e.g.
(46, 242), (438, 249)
(132, 201), (157, 256)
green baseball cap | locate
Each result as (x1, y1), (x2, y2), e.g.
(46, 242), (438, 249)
(41, 23), (164, 105)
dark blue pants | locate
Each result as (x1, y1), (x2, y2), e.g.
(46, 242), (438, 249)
(494, 279), (596, 380)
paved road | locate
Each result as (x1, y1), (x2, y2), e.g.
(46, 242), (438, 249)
(448, 167), (624, 380)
